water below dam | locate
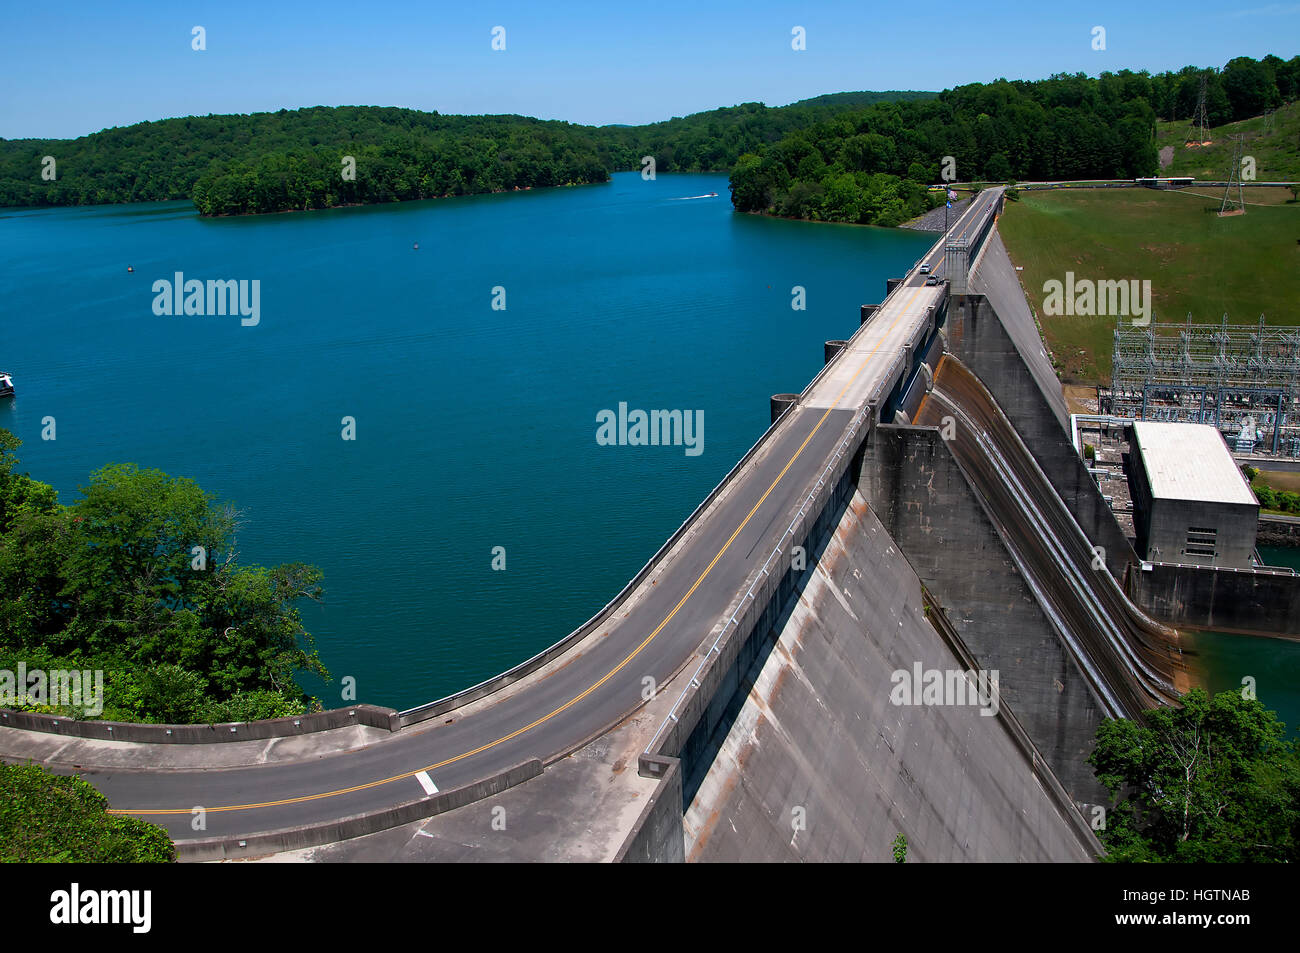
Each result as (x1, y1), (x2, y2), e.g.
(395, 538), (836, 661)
(1181, 545), (1300, 737)
(0, 171), (935, 710)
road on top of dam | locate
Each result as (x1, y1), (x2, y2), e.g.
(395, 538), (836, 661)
(72, 190), (1004, 842)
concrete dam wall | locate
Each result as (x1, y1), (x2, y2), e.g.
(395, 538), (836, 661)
(676, 246), (1180, 860)
(959, 235), (1139, 582)
(682, 490), (1098, 862)
(894, 356), (1185, 798)
(860, 419), (1111, 803)
(915, 357), (1185, 706)
(678, 352), (1180, 861)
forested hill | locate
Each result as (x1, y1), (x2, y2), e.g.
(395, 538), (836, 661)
(728, 54), (1300, 226)
(0, 92), (934, 216)
(593, 92), (935, 173)
(0, 107), (611, 216)
(2, 55), (1296, 220)
(785, 91), (938, 109)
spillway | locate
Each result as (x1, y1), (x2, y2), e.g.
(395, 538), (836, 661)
(913, 355), (1188, 716)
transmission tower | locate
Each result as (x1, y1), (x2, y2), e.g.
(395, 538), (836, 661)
(1184, 74), (1211, 146)
(1220, 134), (1246, 215)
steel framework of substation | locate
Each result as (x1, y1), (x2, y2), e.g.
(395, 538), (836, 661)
(1102, 315), (1300, 455)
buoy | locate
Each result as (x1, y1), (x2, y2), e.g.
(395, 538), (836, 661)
(127, 265), (133, 272)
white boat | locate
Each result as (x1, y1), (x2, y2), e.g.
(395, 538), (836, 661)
(0, 372), (13, 399)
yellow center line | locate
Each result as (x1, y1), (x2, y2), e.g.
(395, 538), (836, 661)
(113, 211), (979, 818)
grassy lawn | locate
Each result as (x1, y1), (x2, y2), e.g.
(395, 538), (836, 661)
(998, 187), (1300, 382)
(1249, 470), (1300, 516)
(1257, 470), (1300, 493)
(1175, 185), (1298, 206)
(1157, 101), (1300, 183)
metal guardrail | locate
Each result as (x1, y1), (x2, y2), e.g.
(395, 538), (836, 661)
(1147, 558), (1296, 575)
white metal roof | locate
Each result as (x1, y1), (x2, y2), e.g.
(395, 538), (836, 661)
(1132, 421), (1258, 506)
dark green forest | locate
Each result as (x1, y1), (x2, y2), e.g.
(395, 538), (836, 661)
(591, 90), (938, 173)
(0, 93), (933, 216)
(729, 55), (1300, 225)
(0, 109), (612, 216)
(0, 55), (1296, 222)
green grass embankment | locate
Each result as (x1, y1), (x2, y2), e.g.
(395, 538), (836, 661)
(998, 187), (1300, 382)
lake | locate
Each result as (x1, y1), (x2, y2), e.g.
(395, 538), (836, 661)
(0, 172), (935, 710)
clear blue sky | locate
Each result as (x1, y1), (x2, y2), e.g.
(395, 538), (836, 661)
(1, 0), (1297, 139)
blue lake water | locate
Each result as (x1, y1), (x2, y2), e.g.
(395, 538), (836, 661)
(0, 172), (935, 710)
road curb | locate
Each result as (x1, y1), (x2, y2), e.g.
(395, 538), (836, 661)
(173, 758), (544, 861)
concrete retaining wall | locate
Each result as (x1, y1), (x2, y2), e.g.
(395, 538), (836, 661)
(0, 703), (401, 743)
(613, 755), (686, 863)
(176, 759), (544, 861)
(1129, 562), (1300, 637)
(1257, 517), (1300, 548)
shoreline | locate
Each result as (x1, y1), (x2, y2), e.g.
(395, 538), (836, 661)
(1, 169), (747, 219)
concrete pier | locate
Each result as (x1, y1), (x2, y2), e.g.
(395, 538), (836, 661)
(769, 393), (799, 423)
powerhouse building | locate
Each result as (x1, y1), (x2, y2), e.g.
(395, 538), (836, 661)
(1130, 421), (1259, 569)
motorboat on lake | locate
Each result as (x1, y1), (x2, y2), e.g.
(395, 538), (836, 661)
(0, 372), (13, 398)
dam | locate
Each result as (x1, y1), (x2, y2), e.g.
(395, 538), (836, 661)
(0, 190), (1196, 861)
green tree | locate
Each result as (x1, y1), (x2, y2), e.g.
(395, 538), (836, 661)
(729, 153), (773, 212)
(199, 689), (307, 723)
(0, 762), (174, 862)
(0, 429), (57, 535)
(1222, 56), (1279, 121)
(984, 152), (1012, 181)
(891, 833), (908, 863)
(0, 429), (327, 723)
(139, 664), (210, 723)
(1088, 688), (1300, 862)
